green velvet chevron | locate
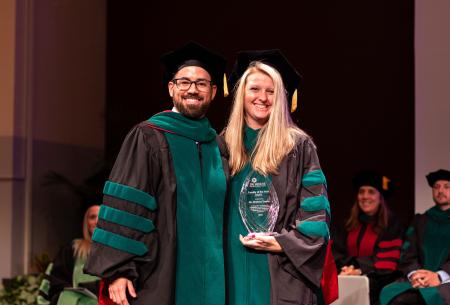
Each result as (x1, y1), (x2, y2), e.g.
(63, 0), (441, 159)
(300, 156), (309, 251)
(401, 241), (410, 252)
(92, 228), (148, 256)
(405, 226), (414, 236)
(297, 220), (329, 238)
(37, 262), (53, 305)
(99, 205), (155, 233)
(302, 170), (327, 187)
(300, 195), (330, 216)
(103, 181), (157, 211)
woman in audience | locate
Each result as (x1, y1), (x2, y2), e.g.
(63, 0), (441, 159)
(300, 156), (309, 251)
(332, 170), (403, 305)
(48, 204), (100, 305)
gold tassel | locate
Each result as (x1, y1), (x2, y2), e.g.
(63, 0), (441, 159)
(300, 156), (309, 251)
(382, 176), (390, 191)
(223, 73), (229, 97)
(290, 89), (298, 113)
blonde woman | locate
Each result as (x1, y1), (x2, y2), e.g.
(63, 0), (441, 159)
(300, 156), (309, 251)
(223, 50), (333, 305)
(48, 204), (100, 305)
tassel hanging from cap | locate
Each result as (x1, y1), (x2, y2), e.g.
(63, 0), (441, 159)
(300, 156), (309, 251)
(223, 73), (229, 97)
(290, 89), (298, 113)
(382, 176), (390, 191)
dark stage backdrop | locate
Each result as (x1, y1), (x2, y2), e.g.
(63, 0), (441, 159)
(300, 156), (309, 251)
(105, 1), (414, 228)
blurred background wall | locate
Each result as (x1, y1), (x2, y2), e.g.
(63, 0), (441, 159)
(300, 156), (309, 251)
(0, 0), (106, 278)
(415, 0), (450, 213)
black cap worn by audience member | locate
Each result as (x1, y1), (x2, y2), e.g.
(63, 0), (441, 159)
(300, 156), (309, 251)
(160, 41), (228, 96)
(228, 49), (302, 112)
(426, 169), (450, 187)
(352, 170), (393, 198)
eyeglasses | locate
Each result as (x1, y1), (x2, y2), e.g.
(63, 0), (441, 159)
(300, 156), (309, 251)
(172, 78), (213, 92)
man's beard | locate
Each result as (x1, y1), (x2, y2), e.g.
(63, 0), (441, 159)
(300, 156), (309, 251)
(174, 94), (211, 119)
(433, 195), (450, 208)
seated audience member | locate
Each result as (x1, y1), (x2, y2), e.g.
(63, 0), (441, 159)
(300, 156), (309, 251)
(48, 204), (100, 305)
(332, 170), (403, 305)
(380, 169), (450, 305)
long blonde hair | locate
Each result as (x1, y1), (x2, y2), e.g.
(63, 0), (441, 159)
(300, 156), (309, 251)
(73, 205), (98, 259)
(224, 62), (307, 176)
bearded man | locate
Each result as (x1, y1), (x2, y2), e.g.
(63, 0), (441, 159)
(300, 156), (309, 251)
(84, 42), (229, 305)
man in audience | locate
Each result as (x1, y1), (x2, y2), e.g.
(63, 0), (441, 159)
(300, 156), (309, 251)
(380, 169), (450, 305)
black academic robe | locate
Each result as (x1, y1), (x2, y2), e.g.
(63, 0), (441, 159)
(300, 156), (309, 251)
(84, 122), (229, 305)
(332, 214), (403, 305)
(225, 131), (334, 305)
(382, 212), (450, 305)
(267, 135), (331, 305)
(388, 214), (450, 305)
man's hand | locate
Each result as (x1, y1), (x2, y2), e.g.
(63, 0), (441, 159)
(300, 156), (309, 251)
(410, 269), (441, 288)
(108, 277), (137, 305)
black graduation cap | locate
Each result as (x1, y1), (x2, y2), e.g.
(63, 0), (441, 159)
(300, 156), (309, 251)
(352, 170), (393, 198)
(228, 49), (302, 112)
(426, 169), (450, 187)
(160, 41), (228, 95)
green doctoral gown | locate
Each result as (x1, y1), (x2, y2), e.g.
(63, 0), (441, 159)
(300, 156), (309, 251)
(227, 126), (271, 305)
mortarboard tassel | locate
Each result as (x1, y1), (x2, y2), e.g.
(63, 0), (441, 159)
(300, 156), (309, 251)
(290, 89), (298, 113)
(223, 73), (229, 97)
(382, 176), (390, 191)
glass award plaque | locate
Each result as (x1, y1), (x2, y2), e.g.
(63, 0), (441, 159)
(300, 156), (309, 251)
(239, 171), (279, 235)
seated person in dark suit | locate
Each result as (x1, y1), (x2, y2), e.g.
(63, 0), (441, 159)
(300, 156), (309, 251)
(380, 169), (450, 305)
